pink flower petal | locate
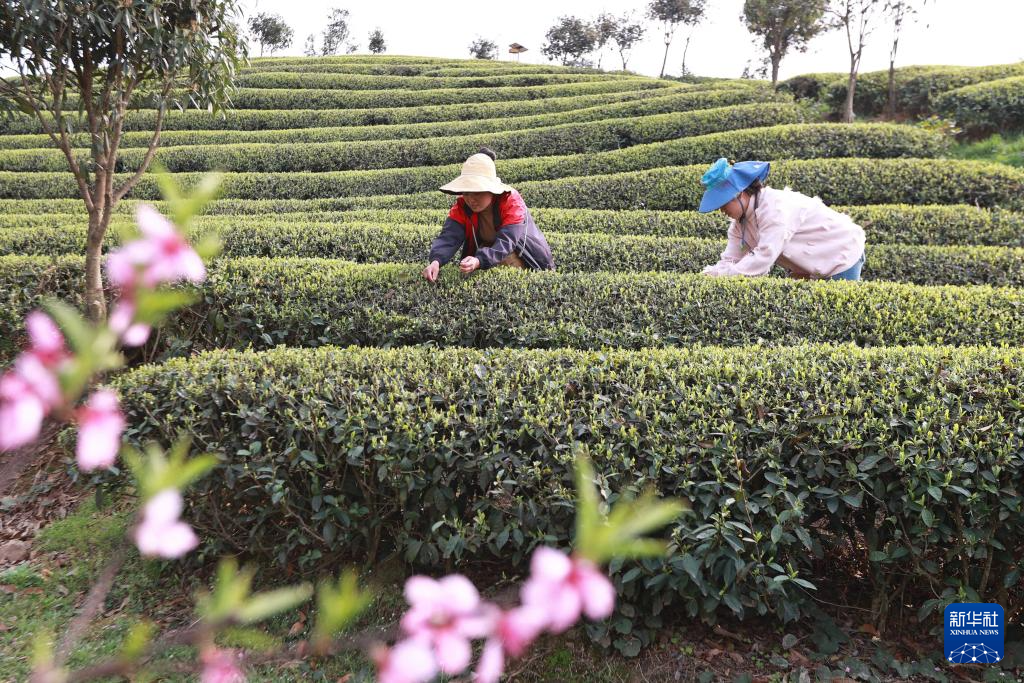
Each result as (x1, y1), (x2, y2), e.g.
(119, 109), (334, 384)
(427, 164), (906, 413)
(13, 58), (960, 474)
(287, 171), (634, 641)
(529, 546), (572, 583)
(434, 630), (472, 675)
(133, 520), (165, 557)
(175, 249), (207, 283)
(25, 311), (64, 357)
(108, 301), (151, 347)
(438, 574), (480, 614)
(108, 300), (135, 334)
(14, 354), (62, 408)
(549, 583), (584, 633)
(135, 519), (198, 559)
(377, 638), (437, 683)
(122, 322), (152, 347)
(144, 489), (185, 526)
(136, 204), (176, 240)
(200, 648), (245, 683)
(404, 576), (441, 608)
(577, 562), (616, 620)
(75, 390), (125, 472)
(0, 376), (45, 451)
(475, 638), (505, 683)
(106, 245), (150, 289)
(399, 605), (433, 636)
(499, 605), (548, 657)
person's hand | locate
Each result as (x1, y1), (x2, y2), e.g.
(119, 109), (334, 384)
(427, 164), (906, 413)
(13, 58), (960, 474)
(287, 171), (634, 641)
(423, 260), (440, 282)
(459, 256), (480, 274)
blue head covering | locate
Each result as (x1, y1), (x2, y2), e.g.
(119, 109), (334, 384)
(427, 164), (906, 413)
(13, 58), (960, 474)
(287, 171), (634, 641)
(698, 158), (771, 213)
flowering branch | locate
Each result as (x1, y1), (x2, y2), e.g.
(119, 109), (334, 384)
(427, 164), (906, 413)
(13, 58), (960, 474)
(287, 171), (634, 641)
(1, 173), (688, 683)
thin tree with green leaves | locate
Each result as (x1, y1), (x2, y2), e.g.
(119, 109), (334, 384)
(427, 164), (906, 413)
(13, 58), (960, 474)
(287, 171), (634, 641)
(884, 0), (928, 118)
(612, 13), (647, 71)
(742, 0), (830, 87)
(542, 15), (599, 67)
(647, 0), (707, 78)
(829, 0), (884, 122)
(0, 0), (246, 321)
(248, 12), (294, 57)
(368, 28), (386, 54)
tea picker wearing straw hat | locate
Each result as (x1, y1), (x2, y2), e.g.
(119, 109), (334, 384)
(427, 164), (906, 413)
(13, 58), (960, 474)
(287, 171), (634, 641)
(423, 148), (555, 282)
(698, 158), (867, 280)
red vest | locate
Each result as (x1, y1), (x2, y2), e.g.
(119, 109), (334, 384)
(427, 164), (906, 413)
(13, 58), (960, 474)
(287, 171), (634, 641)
(446, 190), (528, 256)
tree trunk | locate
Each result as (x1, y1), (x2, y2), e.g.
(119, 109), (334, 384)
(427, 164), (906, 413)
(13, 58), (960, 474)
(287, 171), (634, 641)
(680, 33), (693, 77)
(887, 58), (897, 119)
(659, 40), (670, 78)
(844, 70), (857, 123)
(620, 50), (628, 71)
(84, 209), (107, 322)
(771, 55), (781, 88)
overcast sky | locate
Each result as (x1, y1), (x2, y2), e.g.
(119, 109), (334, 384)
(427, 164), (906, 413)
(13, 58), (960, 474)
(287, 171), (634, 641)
(243, 0), (1024, 80)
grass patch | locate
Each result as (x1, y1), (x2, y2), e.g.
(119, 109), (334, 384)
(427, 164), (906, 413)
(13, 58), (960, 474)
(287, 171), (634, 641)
(948, 133), (1024, 167)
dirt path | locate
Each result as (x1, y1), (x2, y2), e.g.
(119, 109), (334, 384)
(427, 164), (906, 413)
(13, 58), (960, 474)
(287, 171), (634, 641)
(0, 423), (84, 564)
(0, 422), (60, 498)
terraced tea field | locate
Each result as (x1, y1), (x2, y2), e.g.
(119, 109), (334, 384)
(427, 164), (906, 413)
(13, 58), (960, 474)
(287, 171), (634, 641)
(2, 56), (1022, 660)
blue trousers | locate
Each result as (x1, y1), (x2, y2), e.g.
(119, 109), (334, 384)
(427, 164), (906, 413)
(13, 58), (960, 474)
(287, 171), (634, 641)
(829, 252), (865, 281)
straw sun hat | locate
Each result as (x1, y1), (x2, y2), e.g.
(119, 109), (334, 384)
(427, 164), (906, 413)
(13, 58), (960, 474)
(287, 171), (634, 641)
(439, 147), (513, 195)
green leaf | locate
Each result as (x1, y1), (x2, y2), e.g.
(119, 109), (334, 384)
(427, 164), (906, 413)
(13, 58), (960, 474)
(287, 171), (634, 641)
(927, 486), (942, 502)
(133, 288), (199, 325)
(782, 633), (798, 649)
(193, 232), (224, 261)
(573, 446), (601, 560)
(682, 553), (701, 581)
(237, 584), (313, 625)
(120, 620), (156, 661)
(43, 299), (93, 354)
(858, 454), (884, 472)
(313, 571), (372, 642)
(170, 454), (218, 491)
(217, 626), (281, 652)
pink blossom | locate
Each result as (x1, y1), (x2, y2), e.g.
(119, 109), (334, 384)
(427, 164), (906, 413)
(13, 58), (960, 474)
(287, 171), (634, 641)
(108, 300), (151, 347)
(496, 604), (548, 658)
(473, 604), (547, 683)
(0, 313), (68, 452)
(106, 204), (205, 289)
(0, 371), (46, 451)
(134, 489), (198, 559)
(75, 389), (125, 471)
(375, 639), (438, 683)
(521, 547), (616, 633)
(400, 574), (495, 675)
(200, 648), (245, 683)
(25, 311), (69, 366)
(475, 637), (505, 683)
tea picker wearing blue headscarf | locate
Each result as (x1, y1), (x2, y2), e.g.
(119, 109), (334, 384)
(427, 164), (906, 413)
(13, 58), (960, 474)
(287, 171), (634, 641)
(698, 158), (867, 280)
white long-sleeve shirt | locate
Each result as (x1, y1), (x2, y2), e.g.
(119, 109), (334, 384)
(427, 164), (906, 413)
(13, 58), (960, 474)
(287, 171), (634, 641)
(703, 187), (866, 278)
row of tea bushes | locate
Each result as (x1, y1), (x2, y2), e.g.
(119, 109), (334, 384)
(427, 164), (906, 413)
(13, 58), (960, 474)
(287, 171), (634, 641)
(936, 76), (1024, 136)
(5, 256), (1024, 354)
(2, 222), (1022, 286)
(0, 135), (962, 201)
(113, 343), (1024, 639)
(0, 104), (806, 172)
(0, 202), (1019, 248)
(0, 87), (679, 135)
(0, 89), (789, 150)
